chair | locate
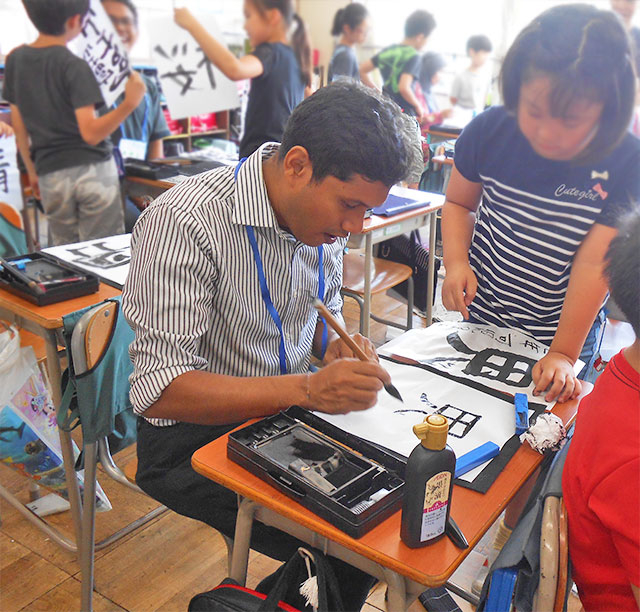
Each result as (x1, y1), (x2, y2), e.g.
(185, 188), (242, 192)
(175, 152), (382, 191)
(61, 297), (233, 611)
(478, 442), (572, 611)
(341, 250), (414, 334)
(0, 201), (28, 257)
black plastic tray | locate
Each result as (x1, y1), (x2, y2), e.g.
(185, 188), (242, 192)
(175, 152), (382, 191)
(227, 406), (406, 538)
(0, 252), (99, 306)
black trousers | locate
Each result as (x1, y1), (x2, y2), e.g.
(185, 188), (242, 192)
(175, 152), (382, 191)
(136, 419), (376, 611)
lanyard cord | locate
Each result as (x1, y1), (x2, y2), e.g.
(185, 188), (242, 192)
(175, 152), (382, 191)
(235, 158), (327, 374)
(118, 93), (150, 142)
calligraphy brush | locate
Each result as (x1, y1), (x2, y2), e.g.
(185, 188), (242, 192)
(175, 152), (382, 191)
(313, 298), (403, 403)
(0, 256), (45, 295)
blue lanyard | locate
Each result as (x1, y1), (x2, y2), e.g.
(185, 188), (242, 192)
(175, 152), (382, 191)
(235, 159), (327, 374)
(118, 93), (150, 142)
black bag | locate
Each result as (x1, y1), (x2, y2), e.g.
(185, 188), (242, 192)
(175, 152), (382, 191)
(188, 547), (345, 612)
(377, 229), (440, 313)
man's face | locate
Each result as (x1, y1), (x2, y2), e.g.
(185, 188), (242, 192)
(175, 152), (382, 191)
(102, 0), (138, 52)
(284, 171), (390, 247)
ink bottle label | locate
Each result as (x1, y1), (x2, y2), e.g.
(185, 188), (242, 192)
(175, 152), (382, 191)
(420, 471), (451, 542)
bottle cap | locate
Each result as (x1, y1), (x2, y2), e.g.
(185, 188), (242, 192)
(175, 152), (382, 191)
(413, 414), (449, 450)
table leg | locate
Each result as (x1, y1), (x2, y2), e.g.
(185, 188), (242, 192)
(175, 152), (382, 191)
(44, 330), (84, 548)
(426, 212), (437, 326)
(382, 567), (408, 610)
(229, 497), (257, 585)
(363, 233), (373, 338)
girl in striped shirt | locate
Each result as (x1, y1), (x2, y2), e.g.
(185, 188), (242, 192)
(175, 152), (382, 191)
(441, 3), (640, 405)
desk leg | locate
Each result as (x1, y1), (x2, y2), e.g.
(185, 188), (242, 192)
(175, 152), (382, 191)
(44, 330), (83, 548)
(363, 233), (373, 338)
(426, 213), (437, 326)
(229, 497), (257, 586)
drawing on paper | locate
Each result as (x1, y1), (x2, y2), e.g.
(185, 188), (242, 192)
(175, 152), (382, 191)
(425, 332), (536, 388)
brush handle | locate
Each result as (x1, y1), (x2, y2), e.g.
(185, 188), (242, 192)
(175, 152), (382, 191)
(313, 299), (369, 362)
(0, 256), (45, 295)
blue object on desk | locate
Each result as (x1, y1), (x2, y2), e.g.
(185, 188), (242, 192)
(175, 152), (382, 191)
(514, 393), (529, 435)
(485, 567), (518, 611)
(371, 193), (430, 216)
(455, 441), (500, 478)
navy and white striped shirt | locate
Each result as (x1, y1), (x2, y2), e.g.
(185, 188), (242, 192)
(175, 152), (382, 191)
(122, 143), (346, 426)
(454, 106), (640, 344)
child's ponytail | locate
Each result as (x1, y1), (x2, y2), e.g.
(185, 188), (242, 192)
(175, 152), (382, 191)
(250, 0), (312, 88)
(291, 12), (312, 88)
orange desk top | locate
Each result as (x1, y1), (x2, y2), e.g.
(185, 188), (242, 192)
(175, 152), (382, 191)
(0, 283), (121, 330)
(192, 390), (584, 588)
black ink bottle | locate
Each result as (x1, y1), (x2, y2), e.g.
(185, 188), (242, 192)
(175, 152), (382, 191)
(401, 414), (456, 547)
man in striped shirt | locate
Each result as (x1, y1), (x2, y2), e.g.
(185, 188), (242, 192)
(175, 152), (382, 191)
(122, 81), (412, 610)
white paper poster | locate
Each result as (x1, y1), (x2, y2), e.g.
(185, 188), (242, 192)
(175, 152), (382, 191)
(378, 322), (583, 409)
(73, 0), (130, 107)
(0, 135), (23, 212)
(316, 358), (541, 482)
(44, 234), (131, 289)
(150, 16), (240, 119)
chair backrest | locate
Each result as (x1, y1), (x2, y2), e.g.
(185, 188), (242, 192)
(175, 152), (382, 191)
(0, 201), (27, 258)
(58, 297), (137, 450)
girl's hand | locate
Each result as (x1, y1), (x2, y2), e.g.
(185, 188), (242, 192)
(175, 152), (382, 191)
(0, 122), (13, 138)
(532, 351), (582, 403)
(323, 334), (378, 364)
(441, 262), (477, 319)
(174, 7), (197, 31)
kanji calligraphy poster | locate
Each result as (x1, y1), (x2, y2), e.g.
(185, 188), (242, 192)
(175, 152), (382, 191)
(0, 135), (22, 212)
(72, 0), (130, 107)
(150, 16), (239, 119)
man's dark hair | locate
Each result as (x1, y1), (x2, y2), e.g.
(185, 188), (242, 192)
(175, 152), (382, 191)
(404, 10), (436, 39)
(500, 4), (636, 164)
(101, 0), (138, 25)
(279, 81), (412, 187)
(22, 0), (89, 35)
(467, 34), (492, 53)
(605, 208), (640, 337)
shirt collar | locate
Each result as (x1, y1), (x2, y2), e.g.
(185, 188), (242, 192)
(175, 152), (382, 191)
(232, 142), (282, 230)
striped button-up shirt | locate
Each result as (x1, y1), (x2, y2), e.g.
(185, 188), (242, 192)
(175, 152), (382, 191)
(122, 143), (346, 426)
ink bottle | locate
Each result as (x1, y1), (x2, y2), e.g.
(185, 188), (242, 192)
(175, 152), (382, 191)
(400, 414), (456, 548)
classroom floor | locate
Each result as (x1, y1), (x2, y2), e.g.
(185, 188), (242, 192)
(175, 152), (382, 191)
(1, 257), (598, 612)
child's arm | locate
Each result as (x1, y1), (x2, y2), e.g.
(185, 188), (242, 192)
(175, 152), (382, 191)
(10, 104), (39, 198)
(532, 223), (616, 402)
(359, 58), (379, 90)
(75, 72), (146, 146)
(441, 164), (483, 319)
(174, 8), (263, 81)
(398, 73), (424, 121)
(0, 122), (13, 138)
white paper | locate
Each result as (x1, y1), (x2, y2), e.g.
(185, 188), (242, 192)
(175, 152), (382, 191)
(150, 16), (239, 119)
(0, 135), (24, 212)
(378, 322), (583, 410)
(315, 359), (538, 482)
(43, 234), (131, 289)
(72, 0), (130, 107)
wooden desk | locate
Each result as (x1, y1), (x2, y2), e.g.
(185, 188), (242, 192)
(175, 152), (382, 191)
(192, 391), (582, 609)
(347, 195), (445, 334)
(125, 175), (177, 200)
(0, 283), (121, 598)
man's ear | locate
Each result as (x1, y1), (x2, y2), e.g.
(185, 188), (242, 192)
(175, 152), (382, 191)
(67, 13), (83, 32)
(282, 146), (313, 186)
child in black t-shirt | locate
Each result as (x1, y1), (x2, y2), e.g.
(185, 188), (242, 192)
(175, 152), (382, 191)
(3, 0), (145, 246)
(175, 0), (311, 159)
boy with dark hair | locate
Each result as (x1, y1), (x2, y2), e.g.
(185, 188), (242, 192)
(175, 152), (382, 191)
(450, 34), (493, 112)
(360, 9), (436, 120)
(3, 0), (146, 246)
(122, 81), (413, 611)
(563, 209), (640, 611)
